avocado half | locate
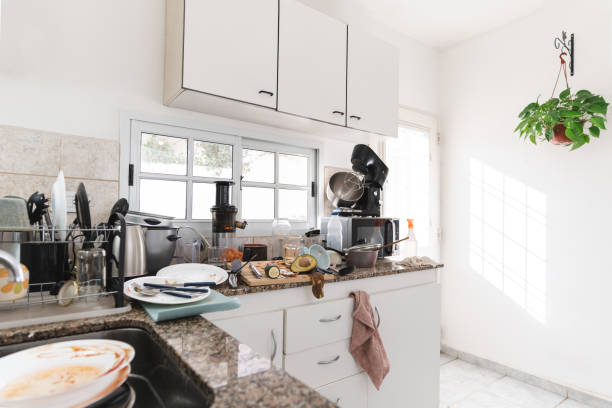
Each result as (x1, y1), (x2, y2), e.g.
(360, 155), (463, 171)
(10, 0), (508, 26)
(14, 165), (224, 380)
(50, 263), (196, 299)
(290, 254), (317, 273)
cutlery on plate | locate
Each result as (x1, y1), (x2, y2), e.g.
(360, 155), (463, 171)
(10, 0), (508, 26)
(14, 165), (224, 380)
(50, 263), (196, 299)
(143, 283), (210, 293)
(134, 284), (193, 299)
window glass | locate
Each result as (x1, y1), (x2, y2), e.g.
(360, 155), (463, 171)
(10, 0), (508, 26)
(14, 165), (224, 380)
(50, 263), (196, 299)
(278, 154), (308, 186)
(242, 149), (274, 183)
(141, 133), (187, 175)
(384, 126), (430, 250)
(194, 141), (232, 178)
(278, 189), (307, 221)
(192, 183), (216, 219)
(139, 179), (186, 218)
(242, 187), (274, 220)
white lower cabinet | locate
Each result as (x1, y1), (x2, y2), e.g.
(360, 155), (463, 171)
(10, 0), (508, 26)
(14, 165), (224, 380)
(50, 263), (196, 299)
(210, 310), (283, 368)
(367, 284), (441, 408)
(317, 373), (368, 408)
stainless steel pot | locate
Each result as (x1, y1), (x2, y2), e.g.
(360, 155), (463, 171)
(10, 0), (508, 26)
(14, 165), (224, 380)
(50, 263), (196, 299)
(345, 249), (378, 268)
(326, 172), (364, 208)
(113, 224), (147, 277)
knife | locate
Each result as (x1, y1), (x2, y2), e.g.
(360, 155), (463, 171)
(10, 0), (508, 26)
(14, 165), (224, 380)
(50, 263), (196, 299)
(250, 263), (263, 279)
(143, 283), (210, 293)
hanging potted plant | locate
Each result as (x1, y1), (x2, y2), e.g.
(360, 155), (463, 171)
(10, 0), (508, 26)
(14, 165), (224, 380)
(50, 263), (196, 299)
(515, 88), (609, 150)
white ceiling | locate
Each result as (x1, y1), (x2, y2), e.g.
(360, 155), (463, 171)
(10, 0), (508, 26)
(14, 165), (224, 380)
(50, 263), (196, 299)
(318, 0), (546, 48)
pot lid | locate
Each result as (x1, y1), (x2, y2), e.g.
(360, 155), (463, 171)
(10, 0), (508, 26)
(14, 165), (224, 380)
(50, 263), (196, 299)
(125, 211), (175, 228)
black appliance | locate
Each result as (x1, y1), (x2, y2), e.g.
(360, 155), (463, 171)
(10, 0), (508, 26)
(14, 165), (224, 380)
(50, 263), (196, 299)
(210, 181), (247, 246)
(350, 144), (388, 217)
(320, 216), (399, 257)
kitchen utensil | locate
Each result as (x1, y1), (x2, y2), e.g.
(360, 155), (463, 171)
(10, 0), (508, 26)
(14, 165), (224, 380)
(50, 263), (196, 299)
(156, 263), (228, 285)
(109, 198), (129, 218)
(51, 170), (67, 241)
(345, 249), (378, 268)
(242, 243), (267, 262)
(26, 192), (49, 226)
(338, 265), (356, 276)
(0, 339), (133, 408)
(308, 244), (330, 270)
(146, 281), (215, 288)
(143, 282), (210, 293)
(345, 235), (413, 253)
(326, 171), (364, 208)
(134, 284), (193, 299)
(124, 276), (210, 305)
(75, 183), (93, 246)
(125, 211), (178, 274)
(0, 264), (29, 302)
(249, 263), (263, 279)
(112, 224), (147, 278)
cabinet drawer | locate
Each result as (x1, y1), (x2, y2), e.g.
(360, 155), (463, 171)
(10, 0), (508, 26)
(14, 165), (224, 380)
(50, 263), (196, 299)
(316, 373), (368, 408)
(284, 340), (362, 389)
(285, 298), (354, 354)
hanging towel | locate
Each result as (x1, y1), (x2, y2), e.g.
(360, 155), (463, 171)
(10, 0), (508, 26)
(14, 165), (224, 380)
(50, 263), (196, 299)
(349, 290), (390, 390)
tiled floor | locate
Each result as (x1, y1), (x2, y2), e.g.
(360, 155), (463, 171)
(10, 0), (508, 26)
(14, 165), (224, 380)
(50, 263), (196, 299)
(439, 353), (593, 408)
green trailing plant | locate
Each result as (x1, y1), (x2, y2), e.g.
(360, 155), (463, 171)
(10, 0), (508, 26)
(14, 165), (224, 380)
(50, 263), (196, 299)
(515, 88), (609, 150)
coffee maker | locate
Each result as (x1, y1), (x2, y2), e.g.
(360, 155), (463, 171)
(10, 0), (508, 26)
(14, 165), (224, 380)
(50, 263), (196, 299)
(210, 181), (247, 246)
(349, 144), (389, 217)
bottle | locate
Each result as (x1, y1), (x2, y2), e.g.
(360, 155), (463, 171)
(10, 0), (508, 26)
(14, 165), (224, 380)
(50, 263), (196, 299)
(326, 215), (343, 252)
(404, 218), (418, 257)
(370, 219), (385, 258)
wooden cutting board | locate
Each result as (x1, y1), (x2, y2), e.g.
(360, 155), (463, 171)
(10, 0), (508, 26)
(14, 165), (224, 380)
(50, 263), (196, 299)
(240, 260), (335, 287)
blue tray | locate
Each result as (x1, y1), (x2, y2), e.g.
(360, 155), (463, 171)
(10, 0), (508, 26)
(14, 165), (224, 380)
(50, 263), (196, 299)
(141, 290), (240, 323)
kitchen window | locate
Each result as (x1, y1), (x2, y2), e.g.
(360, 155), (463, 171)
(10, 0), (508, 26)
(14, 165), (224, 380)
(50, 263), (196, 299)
(125, 119), (317, 234)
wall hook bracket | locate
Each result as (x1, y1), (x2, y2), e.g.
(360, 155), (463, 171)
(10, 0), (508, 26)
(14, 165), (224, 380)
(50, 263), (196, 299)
(554, 31), (574, 76)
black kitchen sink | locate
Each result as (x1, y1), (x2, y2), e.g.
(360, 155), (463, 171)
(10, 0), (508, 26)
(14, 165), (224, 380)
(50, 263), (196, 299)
(0, 328), (213, 408)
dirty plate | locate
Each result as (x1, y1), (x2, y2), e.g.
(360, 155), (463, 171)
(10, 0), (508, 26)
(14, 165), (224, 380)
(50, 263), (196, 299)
(0, 339), (134, 408)
(124, 276), (211, 305)
(156, 263), (228, 285)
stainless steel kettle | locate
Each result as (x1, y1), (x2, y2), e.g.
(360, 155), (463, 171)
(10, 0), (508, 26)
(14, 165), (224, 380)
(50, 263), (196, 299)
(112, 224), (147, 277)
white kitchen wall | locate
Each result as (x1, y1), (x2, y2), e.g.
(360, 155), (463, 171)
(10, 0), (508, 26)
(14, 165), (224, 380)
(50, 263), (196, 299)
(439, 0), (612, 398)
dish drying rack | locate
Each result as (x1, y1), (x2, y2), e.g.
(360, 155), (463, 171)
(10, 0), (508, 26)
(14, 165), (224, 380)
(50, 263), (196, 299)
(0, 213), (129, 329)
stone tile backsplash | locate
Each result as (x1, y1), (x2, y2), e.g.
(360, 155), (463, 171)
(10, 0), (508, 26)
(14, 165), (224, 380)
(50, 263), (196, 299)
(0, 125), (119, 223)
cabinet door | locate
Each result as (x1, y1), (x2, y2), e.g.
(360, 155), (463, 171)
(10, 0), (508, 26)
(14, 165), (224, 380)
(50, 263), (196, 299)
(368, 284), (440, 408)
(211, 310), (283, 368)
(316, 373), (368, 408)
(277, 0), (347, 125)
(347, 27), (399, 137)
(182, 0), (278, 108)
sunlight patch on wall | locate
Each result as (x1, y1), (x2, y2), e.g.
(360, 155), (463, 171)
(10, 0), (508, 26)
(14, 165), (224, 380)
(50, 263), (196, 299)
(469, 158), (547, 323)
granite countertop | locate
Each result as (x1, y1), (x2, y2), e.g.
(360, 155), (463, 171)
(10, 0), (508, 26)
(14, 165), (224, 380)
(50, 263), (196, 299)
(0, 260), (443, 407)
(215, 259), (444, 296)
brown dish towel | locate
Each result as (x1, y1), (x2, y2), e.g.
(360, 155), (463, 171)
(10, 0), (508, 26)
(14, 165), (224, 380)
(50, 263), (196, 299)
(349, 290), (390, 390)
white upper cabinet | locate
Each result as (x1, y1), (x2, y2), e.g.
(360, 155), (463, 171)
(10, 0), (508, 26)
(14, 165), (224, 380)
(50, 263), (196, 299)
(182, 0), (278, 108)
(277, 0), (347, 126)
(347, 27), (399, 137)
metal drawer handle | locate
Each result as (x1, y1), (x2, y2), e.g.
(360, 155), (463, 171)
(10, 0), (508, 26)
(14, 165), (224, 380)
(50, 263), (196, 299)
(349, 115), (361, 120)
(271, 329), (277, 362)
(319, 314), (342, 323)
(318, 355), (340, 365)
(332, 110), (345, 116)
(258, 90), (274, 96)
(375, 306), (381, 329)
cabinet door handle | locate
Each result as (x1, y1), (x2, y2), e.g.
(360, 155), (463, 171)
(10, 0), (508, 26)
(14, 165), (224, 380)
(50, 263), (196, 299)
(332, 110), (345, 116)
(317, 355), (340, 365)
(319, 314), (342, 323)
(270, 329), (277, 362)
(375, 306), (381, 329)
(349, 115), (362, 120)
(258, 90), (274, 96)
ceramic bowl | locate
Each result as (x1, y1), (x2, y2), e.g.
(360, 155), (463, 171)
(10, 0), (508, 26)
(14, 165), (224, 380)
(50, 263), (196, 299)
(0, 264), (29, 302)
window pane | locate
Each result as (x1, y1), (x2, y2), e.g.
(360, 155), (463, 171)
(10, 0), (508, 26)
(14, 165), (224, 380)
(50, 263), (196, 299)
(278, 189), (307, 221)
(194, 141), (232, 178)
(384, 126), (430, 250)
(192, 183), (216, 219)
(140, 179), (186, 218)
(141, 133), (187, 175)
(242, 187), (274, 219)
(278, 154), (308, 185)
(242, 149), (274, 183)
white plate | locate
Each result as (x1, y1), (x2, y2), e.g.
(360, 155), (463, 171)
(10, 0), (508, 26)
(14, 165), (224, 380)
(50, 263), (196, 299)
(156, 263), (228, 285)
(124, 276), (211, 305)
(0, 340), (134, 408)
(51, 170), (67, 241)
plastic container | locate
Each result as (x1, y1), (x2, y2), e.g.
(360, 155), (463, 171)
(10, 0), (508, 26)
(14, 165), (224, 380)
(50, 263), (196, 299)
(326, 215), (343, 252)
(403, 218), (418, 257)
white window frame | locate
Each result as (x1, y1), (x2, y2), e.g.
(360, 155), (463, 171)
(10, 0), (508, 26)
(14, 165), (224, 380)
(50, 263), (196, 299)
(120, 112), (318, 236)
(380, 106), (440, 260)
